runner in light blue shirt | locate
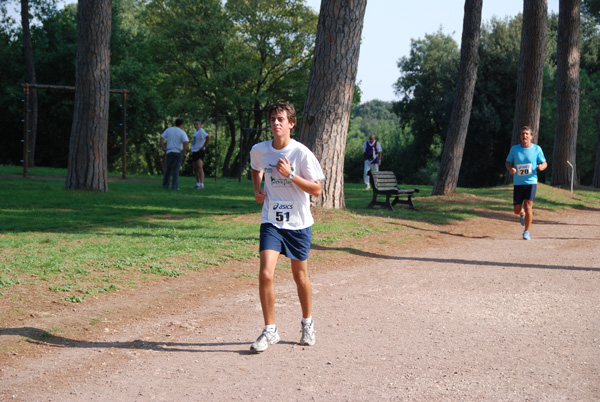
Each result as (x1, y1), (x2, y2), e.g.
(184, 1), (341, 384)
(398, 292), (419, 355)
(505, 126), (548, 240)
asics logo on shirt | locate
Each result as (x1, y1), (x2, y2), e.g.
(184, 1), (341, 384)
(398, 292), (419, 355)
(272, 202), (294, 210)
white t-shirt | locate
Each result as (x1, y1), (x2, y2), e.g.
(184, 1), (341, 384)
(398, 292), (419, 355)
(161, 127), (189, 154)
(191, 128), (209, 152)
(250, 139), (325, 230)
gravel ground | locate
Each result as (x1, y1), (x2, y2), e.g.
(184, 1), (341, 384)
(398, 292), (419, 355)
(1, 207), (599, 401)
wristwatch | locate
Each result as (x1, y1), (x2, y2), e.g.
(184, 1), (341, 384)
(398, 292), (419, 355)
(288, 171), (295, 180)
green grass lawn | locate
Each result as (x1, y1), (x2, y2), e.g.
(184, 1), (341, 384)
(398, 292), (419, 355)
(1, 165), (598, 308)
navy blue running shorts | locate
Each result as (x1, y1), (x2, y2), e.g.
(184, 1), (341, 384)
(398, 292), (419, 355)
(259, 223), (312, 261)
(513, 184), (537, 205)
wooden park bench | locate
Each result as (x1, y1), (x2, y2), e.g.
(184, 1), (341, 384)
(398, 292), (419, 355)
(367, 171), (419, 210)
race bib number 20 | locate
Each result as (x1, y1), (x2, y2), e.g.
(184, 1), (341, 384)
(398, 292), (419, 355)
(268, 201), (298, 225)
(516, 163), (532, 176)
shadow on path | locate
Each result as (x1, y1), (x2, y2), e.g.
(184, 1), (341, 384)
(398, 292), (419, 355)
(311, 245), (600, 273)
(0, 327), (281, 355)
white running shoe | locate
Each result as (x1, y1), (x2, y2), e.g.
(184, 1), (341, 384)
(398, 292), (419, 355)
(523, 230), (531, 240)
(299, 320), (316, 346)
(193, 183), (201, 189)
(250, 329), (280, 352)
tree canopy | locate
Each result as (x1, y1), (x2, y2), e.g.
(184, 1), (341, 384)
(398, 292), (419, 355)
(1, 1), (599, 188)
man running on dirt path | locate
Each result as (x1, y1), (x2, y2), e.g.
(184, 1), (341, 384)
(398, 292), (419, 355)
(249, 100), (324, 352)
(505, 126), (547, 240)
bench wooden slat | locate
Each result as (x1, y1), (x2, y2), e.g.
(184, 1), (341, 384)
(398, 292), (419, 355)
(367, 171), (419, 210)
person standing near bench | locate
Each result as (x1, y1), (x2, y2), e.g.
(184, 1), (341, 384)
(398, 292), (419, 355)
(160, 118), (189, 190)
(191, 119), (210, 190)
(363, 133), (382, 189)
(249, 100), (324, 353)
(505, 126), (547, 240)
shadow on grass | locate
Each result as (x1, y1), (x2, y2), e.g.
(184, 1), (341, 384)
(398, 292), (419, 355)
(0, 177), (261, 234)
(2, 177), (598, 234)
(0, 327), (293, 355)
(310, 244), (600, 272)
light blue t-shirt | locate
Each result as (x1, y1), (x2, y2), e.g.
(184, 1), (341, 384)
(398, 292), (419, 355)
(506, 144), (546, 185)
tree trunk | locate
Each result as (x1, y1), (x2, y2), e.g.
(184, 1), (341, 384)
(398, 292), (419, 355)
(552, 0), (581, 186)
(432, 0), (482, 196)
(66, 0), (112, 191)
(21, 0), (38, 168)
(591, 105), (600, 187)
(510, 0), (548, 147)
(299, 0), (367, 208)
(153, 148), (164, 175)
(145, 152), (155, 175)
(237, 104), (267, 181)
(221, 116), (237, 177)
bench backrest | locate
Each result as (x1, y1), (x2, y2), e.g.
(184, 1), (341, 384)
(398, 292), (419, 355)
(371, 171), (398, 191)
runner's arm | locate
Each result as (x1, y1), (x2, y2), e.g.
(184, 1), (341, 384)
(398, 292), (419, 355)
(505, 161), (516, 175)
(252, 169), (265, 203)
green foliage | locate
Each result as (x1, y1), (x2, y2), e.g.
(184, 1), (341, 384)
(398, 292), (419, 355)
(144, 0), (236, 116)
(392, 30), (460, 183)
(389, 11), (600, 187)
(33, 5), (78, 168)
(141, 0), (317, 176)
(459, 15), (523, 187)
(581, 12), (600, 75)
(2, 2), (599, 186)
(577, 70), (600, 184)
(583, 0), (600, 22)
(0, 24), (24, 166)
(345, 100), (412, 183)
(0, 0), (317, 177)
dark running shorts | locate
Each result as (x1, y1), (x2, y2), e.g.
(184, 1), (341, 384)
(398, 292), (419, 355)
(192, 150), (205, 162)
(513, 184), (537, 205)
(259, 223), (312, 261)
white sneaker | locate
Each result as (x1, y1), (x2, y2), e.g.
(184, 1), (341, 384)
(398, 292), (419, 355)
(193, 183), (201, 189)
(299, 320), (316, 346)
(250, 329), (280, 352)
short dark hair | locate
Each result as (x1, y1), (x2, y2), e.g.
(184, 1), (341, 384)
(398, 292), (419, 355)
(193, 119), (201, 124)
(521, 126), (533, 134)
(175, 118), (184, 127)
(268, 100), (296, 127)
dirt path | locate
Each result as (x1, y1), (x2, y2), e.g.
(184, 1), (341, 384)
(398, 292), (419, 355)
(1, 208), (599, 401)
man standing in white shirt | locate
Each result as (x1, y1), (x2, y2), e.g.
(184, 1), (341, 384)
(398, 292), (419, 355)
(191, 119), (210, 189)
(160, 118), (189, 190)
(249, 100), (324, 353)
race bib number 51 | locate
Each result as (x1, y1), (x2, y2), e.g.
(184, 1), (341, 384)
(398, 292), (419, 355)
(268, 201), (298, 224)
(516, 163), (532, 176)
